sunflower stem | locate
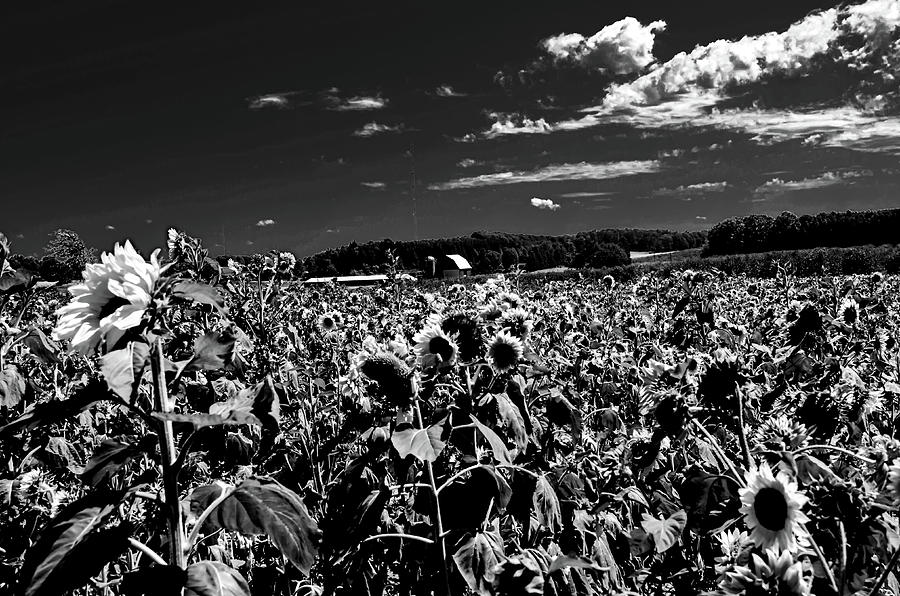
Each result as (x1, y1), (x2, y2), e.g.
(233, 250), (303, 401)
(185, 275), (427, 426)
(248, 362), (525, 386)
(152, 337), (187, 569)
(804, 525), (839, 594)
(794, 444), (876, 465)
(414, 398), (451, 596)
(735, 385), (753, 470)
(690, 418), (746, 488)
(872, 542), (900, 596)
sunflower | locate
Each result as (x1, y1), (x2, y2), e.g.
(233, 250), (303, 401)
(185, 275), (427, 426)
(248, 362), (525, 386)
(53, 241), (161, 355)
(718, 549), (811, 596)
(601, 274), (615, 289)
(487, 331), (524, 373)
(413, 325), (458, 371)
(441, 313), (482, 361)
(501, 307), (533, 339)
(359, 352), (415, 406)
(317, 313), (339, 334)
(838, 297), (859, 325)
(739, 464), (809, 551)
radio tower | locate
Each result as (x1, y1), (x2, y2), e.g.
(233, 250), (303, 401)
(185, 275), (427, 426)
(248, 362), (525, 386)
(409, 143), (419, 241)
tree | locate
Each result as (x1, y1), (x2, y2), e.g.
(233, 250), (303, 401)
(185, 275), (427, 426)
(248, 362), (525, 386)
(42, 228), (96, 281)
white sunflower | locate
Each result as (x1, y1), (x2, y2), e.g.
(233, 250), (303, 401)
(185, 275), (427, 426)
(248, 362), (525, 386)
(838, 297), (859, 325)
(739, 463), (809, 552)
(53, 241), (161, 355)
(413, 325), (458, 371)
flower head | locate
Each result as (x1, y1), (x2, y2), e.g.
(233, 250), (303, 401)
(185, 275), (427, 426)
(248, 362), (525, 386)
(413, 325), (458, 371)
(487, 331), (524, 373)
(718, 549), (811, 596)
(839, 297), (859, 325)
(739, 464), (809, 552)
(53, 241), (161, 355)
(887, 458), (900, 505)
(317, 313), (339, 334)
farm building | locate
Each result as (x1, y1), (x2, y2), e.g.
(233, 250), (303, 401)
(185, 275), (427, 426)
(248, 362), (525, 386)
(426, 254), (472, 279)
(303, 274), (388, 287)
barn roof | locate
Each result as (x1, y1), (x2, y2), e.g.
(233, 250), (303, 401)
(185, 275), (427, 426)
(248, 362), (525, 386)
(445, 254), (472, 270)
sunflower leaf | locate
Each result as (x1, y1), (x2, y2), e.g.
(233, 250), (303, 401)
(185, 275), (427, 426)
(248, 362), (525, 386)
(640, 509), (687, 553)
(470, 414), (512, 465)
(391, 422), (446, 462)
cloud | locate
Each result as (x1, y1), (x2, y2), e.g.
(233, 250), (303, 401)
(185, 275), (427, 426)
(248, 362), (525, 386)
(531, 197), (561, 211)
(435, 85), (466, 97)
(428, 160), (659, 190)
(695, 216), (708, 221)
(105, 225), (116, 230)
(559, 191), (614, 198)
(361, 181), (387, 189)
(329, 95), (387, 111)
(353, 122), (406, 137)
(751, 170), (870, 197)
(256, 218), (276, 227)
(248, 94), (292, 110)
(542, 17), (666, 75)
(653, 181), (729, 196)
(485, 114), (553, 137)
(457, 158), (481, 168)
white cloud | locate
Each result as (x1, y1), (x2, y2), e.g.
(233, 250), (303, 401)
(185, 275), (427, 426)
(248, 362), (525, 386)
(752, 170), (869, 197)
(330, 95), (387, 111)
(361, 181), (387, 189)
(695, 216), (708, 221)
(654, 181), (729, 196)
(485, 114), (552, 137)
(105, 225), (116, 230)
(248, 94), (291, 110)
(256, 218), (276, 227)
(353, 122), (405, 137)
(542, 17), (666, 75)
(435, 85), (466, 97)
(559, 191), (614, 198)
(428, 160), (659, 190)
(531, 197), (561, 211)
(457, 158), (481, 168)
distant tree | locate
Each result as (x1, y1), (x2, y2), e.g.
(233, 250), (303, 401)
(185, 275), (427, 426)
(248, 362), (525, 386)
(481, 250), (502, 273)
(41, 228), (96, 281)
(583, 243), (630, 268)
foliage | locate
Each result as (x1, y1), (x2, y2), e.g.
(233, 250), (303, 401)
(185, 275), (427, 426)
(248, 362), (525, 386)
(2, 229), (900, 596)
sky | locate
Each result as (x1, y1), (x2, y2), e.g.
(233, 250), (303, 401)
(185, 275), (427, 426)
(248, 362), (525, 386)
(2, 0), (900, 257)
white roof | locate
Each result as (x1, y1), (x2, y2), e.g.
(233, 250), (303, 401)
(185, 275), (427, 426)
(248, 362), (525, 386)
(446, 254), (472, 270)
(304, 274), (388, 284)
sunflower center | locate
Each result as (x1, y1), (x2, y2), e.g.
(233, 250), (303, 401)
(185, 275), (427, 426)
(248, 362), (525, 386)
(428, 336), (453, 361)
(322, 317), (334, 328)
(754, 486), (789, 532)
(98, 296), (130, 320)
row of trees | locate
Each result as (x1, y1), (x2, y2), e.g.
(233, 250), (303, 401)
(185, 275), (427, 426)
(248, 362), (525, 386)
(8, 229), (97, 282)
(302, 229), (704, 276)
(706, 209), (900, 255)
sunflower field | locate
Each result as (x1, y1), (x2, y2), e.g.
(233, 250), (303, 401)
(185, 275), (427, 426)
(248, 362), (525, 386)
(1, 229), (899, 596)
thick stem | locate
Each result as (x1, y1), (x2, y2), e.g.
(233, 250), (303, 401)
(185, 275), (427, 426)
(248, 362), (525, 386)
(872, 545), (900, 596)
(734, 385), (753, 470)
(414, 399), (451, 596)
(152, 337), (186, 568)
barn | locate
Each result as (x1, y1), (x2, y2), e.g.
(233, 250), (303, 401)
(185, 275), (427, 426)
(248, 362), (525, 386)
(427, 254), (472, 279)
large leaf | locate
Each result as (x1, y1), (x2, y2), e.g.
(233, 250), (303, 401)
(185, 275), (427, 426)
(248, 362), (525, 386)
(18, 329), (60, 365)
(0, 268), (32, 294)
(100, 342), (150, 400)
(1, 378), (111, 437)
(187, 332), (236, 372)
(156, 377), (279, 430)
(392, 421), (446, 462)
(173, 281), (228, 316)
(640, 509), (687, 553)
(18, 493), (125, 596)
(453, 531), (505, 596)
(185, 561), (250, 596)
(0, 364), (26, 407)
(81, 437), (153, 488)
(532, 474), (561, 532)
(121, 566), (187, 596)
(471, 414), (512, 465)
(494, 391), (529, 451)
(188, 477), (321, 574)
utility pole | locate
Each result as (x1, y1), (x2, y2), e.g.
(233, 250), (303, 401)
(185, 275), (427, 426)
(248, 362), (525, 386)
(409, 143), (418, 241)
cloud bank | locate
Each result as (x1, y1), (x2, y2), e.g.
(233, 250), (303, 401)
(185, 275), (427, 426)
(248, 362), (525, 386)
(354, 122), (406, 137)
(428, 160), (659, 190)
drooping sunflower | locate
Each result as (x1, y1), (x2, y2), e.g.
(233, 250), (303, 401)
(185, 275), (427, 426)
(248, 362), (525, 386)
(359, 351), (415, 406)
(441, 312), (482, 362)
(53, 241), (161, 355)
(413, 325), (458, 371)
(487, 331), (524, 374)
(739, 464), (809, 552)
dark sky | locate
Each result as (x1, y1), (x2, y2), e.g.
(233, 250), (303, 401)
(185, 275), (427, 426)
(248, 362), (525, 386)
(3, 1), (898, 257)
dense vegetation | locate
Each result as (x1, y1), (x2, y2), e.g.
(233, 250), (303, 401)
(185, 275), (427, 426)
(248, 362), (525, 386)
(301, 229), (705, 276)
(706, 209), (900, 256)
(2, 228), (900, 596)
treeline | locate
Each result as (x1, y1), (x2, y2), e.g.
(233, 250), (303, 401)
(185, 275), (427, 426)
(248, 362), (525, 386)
(706, 209), (900, 255)
(302, 229), (706, 276)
